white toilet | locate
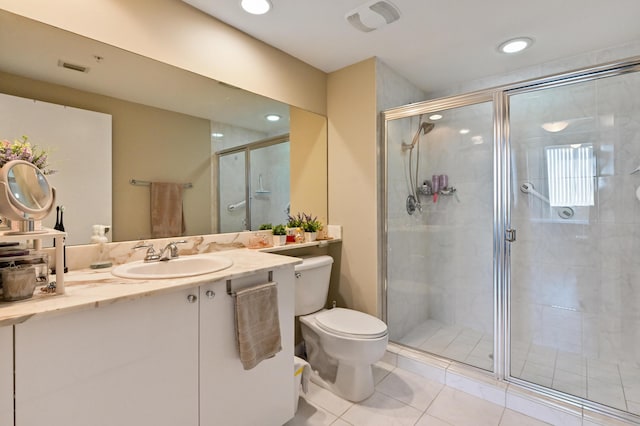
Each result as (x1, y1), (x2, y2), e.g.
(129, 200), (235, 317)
(295, 255), (388, 402)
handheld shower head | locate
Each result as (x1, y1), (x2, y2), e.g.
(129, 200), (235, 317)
(403, 119), (436, 214)
(402, 121), (435, 151)
(420, 122), (435, 135)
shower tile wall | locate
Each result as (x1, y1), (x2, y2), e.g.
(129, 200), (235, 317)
(509, 71), (640, 412)
(386, 102), (495, 371)
(387, 115), (432, 340)
(377, 58), (428, 340)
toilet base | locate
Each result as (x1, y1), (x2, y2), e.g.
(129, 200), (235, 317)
(309, 361), (375, 402)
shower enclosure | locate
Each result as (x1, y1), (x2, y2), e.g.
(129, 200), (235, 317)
(382, 57), (640, 420)
(218, 136), (290, 232)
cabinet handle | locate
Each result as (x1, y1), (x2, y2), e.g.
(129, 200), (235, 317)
(187, 294), (198, 303)
(205, 290), (216, 299)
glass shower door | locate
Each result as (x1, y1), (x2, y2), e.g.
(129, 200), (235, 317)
(249, 141), (290, 230)
(218, 151), (247, 232)
(385, 100), (495, 371)
(218, 139), (290, 232)
(508, 70), (640, 413)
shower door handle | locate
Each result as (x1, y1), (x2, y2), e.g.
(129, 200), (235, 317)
(505, 228), (516, 242)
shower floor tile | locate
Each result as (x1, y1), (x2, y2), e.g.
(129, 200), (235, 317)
(396, 319), (638, 417)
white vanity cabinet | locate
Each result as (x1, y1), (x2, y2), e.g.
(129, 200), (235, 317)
(9, 262), (296, 426)
(13, 287), (200, 426)
(199, 267), (295, 426)
(0, 326), (13, 426)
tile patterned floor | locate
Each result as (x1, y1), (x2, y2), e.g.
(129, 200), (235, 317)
(396, 319), (640, 415)
(285, 360), (551, 426)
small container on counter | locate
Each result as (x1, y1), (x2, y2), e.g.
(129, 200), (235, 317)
(0, 252), (49, 299)
(1, 264), (37, 301)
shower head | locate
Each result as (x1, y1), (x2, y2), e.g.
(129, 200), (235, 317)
(402, 121), (435, 151)
(420, 122), (435, 135)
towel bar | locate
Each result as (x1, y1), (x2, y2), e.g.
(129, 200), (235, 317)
(227, 270), (274, 296)
(130, 179), (193, 189)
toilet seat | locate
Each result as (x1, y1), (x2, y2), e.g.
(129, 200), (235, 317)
(314, 308), (388, 339)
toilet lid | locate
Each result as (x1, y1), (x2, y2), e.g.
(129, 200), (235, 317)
(315, 308), (388, 338)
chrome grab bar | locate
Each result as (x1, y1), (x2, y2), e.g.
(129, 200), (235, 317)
(519, 182), (574, 219)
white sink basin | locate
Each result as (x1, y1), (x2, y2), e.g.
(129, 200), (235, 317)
(111, 254), (233, 279)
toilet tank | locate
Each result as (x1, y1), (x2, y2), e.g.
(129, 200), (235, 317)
(294, 255), (334, 316)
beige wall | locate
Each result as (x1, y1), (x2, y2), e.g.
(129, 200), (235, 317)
(0, 0), (327, 115)
(327, 58), (378, 316)
(0, 71), (211, 242)
(289, 107), (328, 225)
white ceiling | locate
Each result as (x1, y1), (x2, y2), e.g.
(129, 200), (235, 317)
(184, 0), (640, 94)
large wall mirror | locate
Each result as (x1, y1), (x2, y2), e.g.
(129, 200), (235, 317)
(0, 10), (328, 245)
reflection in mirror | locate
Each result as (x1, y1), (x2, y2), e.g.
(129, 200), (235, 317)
(217, 136), (290, 233)
(0, 10), (327, 245)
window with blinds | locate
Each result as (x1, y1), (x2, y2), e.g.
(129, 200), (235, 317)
(545, 144), (595, 207)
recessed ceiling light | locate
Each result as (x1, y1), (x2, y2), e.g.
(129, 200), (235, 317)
(498, 37), (533, 54)
(429, 114), (443, 121)
(541, 121), (569, 133)
(459, 128), (470, 135)
(265, 114), (281, 122)
(211, 132), (224, 138)
(241, 0), (272, 15)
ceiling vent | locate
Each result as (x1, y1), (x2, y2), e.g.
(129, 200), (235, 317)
(57, 60), (89, 73)
(345, 0), (401, 33)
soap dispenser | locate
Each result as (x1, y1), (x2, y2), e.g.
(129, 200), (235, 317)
(90, 224), (112, 269)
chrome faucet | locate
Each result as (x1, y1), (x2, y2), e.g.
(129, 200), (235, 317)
(133, 243), (161, 262)
(159, 240), (187, 261)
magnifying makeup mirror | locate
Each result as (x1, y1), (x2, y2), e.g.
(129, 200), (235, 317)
(0, 160), (56, 233)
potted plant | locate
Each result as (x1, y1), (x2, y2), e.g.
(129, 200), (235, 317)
(272, 224), (287, 246)
(302, 213), (322, 242)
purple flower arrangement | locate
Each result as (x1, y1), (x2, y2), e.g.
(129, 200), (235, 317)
(287, 212), (322, 233)
(0, 136), (54, 174)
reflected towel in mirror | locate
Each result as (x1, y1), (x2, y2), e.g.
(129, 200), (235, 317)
(150, 182), (185, 238)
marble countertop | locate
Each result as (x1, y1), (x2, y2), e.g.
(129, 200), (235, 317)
(0, 249), (301, 327)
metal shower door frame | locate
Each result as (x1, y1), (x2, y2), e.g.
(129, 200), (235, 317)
(216, 134), (290, 232)
(381, 54), (640, 421)
(498, 58), (640, 420)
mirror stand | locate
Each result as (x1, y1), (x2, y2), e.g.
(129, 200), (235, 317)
(5, 219), (47, 235)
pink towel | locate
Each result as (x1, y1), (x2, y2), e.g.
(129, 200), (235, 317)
(150, 182), (185, 238)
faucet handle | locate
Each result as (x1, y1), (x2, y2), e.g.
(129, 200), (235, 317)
(133, 243), (160, 262)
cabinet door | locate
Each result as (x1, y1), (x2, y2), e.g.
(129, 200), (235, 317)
(200, 267), (295, 426)
(14, 288), (199, 426)
(0, 326), (12, 426)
